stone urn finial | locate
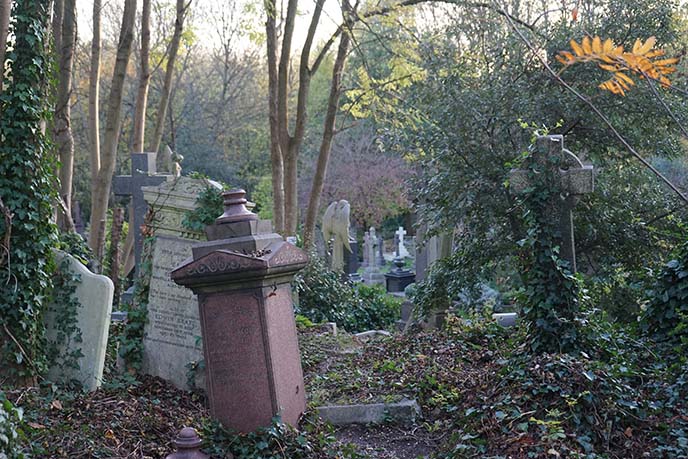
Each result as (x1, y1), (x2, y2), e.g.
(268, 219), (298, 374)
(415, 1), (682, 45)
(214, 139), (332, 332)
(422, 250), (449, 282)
(216, 189), (258, 224)
(165, 427), (209, 459)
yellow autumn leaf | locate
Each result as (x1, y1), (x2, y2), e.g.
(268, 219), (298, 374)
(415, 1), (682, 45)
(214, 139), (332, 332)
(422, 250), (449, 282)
(637, 36), (657, 55)
(582, 36), (593, 54)
(592, 36), (602, 53)
(654, 58), (679, 67)
(603, 38), (615, 53)
(570, 39), (583, 56)
(599, 63), (620, 71)
(600, 54), (617, 64)
(646, 49), (665, 58)
(632, 38), (642, 54)
(615, 72), (635, 85)
(616, 78), (629, 90)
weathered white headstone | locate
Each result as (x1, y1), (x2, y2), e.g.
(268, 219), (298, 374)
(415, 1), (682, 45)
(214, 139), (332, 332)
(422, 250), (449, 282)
(396, 227), (410, 258)
(362, 227), (385, 285)
(141, 176), (222, 390)
(45, 250), (114, 391)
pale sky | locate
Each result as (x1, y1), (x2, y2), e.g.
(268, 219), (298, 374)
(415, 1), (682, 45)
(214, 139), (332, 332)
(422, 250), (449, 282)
(76, 0), (342, 53)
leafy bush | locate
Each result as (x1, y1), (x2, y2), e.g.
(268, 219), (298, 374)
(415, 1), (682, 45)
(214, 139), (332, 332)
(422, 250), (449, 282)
(0, 393), (25, 459)
(356, 284), (402, 330)
(182, 183), (225, 232)
(202, 414), (360, 459)
(56, 231), (94, 267)
(294, 255), (401, 332)
(642, 241), (688, 341)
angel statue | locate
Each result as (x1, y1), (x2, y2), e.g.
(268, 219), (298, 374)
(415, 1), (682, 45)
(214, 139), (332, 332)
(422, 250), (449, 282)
(165, 144), (183, 178)
(322, 200), (352, 272)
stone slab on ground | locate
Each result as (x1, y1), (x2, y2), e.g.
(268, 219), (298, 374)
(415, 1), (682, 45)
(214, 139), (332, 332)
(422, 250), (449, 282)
(317, 399), (421, 425)
(493, 312), (518, 327)
(45, 250), (114, 391)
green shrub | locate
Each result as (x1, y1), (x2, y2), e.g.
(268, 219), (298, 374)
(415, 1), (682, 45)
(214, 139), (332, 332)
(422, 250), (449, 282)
(294, 255), (401, 333)
(201, 413), (360, 458)
(182, 183), (225, 232)
(642, 241), (688, 342)
(0, 393), (25, 459)
(356, 284), (401, 329)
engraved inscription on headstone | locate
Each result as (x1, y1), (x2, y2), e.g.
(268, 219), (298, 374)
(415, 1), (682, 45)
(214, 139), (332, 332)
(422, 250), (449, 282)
(142, 236), (203, 389)
(140, 176), (222, 390)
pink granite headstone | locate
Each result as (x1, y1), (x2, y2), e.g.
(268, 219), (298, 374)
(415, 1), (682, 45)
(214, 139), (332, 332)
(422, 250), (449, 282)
(171, 189), (308, 432)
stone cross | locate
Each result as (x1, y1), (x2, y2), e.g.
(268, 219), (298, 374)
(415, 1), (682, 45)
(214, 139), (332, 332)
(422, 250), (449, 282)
(362, 227), (385, 285)
(367, 227), (378, 268)
(396, 226), (410, 258)
(113, 153), (168, 274)
(509, 135), (594, 273)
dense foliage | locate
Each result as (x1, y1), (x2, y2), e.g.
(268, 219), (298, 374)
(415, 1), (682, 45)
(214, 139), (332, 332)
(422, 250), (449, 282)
(203, 415), (360, 459)
(294, 255), (401, 333)
(512, 138), (582, 353)
(181, 181), (226, 232)
(0, 392), (25, 459)
(642, 241), (688, 342)
(0, 0), (58, 381)
(377, 0), (688, 324)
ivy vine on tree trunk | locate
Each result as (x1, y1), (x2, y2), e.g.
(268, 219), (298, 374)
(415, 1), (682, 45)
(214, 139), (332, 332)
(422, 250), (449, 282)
(0, 0), (57, 382)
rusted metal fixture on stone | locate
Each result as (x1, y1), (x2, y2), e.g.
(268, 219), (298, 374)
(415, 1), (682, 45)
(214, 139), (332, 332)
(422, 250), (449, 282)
(216, 188), (258, 224)
(165, 427), (209, 459)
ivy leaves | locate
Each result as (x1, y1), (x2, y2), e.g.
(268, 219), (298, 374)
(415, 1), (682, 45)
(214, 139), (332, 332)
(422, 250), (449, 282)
(514, 141), (581, 354)
(0, 0), (57, 380)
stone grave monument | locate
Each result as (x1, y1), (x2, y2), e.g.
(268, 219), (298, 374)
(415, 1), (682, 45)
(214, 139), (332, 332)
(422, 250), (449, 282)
(322, 200), (352, 273)
(509, 134), (594, 273)
(172, 189), (308, 433)
(44, 250), (114, 391)
(385, 257), (416, 293)
(504, 135), (594, 327)
(343, 237), (361, 282)
(139, 176), (222, 390)
(362, 227), (385, 285)
(395, 226), (410, 258)
(113, 152), (169, 275)
(415, 225), (453, 283)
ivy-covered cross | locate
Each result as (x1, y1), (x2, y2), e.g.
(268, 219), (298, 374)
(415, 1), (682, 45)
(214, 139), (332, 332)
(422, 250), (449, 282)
(510, 135), (594, 273)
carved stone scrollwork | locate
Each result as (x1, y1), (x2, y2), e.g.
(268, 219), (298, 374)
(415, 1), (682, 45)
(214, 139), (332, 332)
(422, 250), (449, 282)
(187, 253), (246, 276)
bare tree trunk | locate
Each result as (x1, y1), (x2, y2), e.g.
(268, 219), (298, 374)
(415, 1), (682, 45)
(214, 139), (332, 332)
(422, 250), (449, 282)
(264, 0), (285, 233)
(132, 0), (151, 152)
(304, 7), (352, 247)
(0, 0), (10, 93)
(89, 0), (136, 256)
(88, 0), (102, 251)
(54, 0), (77, 232)
(148, 0), (189, 155)
(283, 146), (299, 234)
(266, 0), (331, 236)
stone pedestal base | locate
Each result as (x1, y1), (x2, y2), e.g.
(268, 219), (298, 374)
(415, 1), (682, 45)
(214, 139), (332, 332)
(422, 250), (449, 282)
(384, 270), (415, 293)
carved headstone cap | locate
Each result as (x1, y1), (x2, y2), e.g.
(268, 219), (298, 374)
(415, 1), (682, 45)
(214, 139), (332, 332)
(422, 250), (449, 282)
(165, 427), (209, 459)
(216, 189), (258, 224)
